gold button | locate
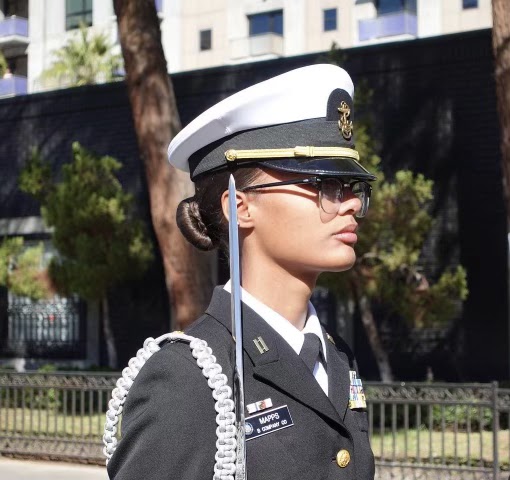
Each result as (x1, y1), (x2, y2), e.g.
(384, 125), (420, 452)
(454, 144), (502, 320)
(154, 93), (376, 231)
(336, 449), (350, 468)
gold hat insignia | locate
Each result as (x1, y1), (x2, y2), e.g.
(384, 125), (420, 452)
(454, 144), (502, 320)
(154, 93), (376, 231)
(338, 101), (353, 140)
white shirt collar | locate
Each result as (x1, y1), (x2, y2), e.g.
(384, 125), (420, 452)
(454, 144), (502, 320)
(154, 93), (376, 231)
(223, 280), (327, 361)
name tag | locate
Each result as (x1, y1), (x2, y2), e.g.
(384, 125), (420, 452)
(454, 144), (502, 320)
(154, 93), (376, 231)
(245, 405), (294, 441)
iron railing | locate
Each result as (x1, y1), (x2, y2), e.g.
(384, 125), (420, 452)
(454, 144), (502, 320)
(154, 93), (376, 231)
(0, 372), (508, 478)
(0, 371), (117, 463)
(366, 382), (510, 480)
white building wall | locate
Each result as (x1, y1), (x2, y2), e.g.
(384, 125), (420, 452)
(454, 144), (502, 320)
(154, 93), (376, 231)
(27, 0), (67, 91)
(161, 0), (182, 73)
(22, 0), (494, 92)
(417, 0), (441, 38)
(284, 0), (305, 57)
(352, 0), (377, 45)
(441, 0), (492, 35)
(179, 0), (228, 72)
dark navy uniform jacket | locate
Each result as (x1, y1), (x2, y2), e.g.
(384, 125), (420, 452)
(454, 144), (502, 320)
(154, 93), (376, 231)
(108, 286), (375, 480)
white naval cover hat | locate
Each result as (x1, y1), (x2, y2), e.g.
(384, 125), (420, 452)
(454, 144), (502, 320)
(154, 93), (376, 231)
(167, 64), (375, 181)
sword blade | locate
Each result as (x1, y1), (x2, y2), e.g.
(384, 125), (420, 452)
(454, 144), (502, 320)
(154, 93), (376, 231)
(228, 175), (246, 480)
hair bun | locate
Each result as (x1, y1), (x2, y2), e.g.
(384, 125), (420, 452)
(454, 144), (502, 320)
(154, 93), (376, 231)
(176, 197), (218, 251)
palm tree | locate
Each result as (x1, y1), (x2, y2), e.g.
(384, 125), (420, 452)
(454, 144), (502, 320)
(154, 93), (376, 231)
(40, 24), (122, 88)
(0, 50), (8, 77)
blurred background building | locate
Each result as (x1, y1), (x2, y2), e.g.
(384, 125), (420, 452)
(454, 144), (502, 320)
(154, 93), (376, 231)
(0, 0), (493, 97)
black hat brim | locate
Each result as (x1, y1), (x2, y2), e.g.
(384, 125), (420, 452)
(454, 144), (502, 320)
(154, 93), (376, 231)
(261, 156), (376, 181)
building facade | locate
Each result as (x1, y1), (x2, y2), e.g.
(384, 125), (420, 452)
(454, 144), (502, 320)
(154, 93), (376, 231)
(0, 0), (494, 97)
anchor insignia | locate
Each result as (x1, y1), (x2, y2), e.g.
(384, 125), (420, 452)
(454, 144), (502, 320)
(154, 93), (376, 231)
(338, 101), (353, 140)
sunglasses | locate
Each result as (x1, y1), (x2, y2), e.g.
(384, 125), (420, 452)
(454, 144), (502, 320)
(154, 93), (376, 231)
(239, 176), (372, 218)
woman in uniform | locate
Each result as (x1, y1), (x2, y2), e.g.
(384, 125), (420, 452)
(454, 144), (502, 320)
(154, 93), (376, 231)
(107, 64), (376, 480)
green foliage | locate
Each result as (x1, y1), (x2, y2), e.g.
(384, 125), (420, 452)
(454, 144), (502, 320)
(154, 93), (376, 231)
(19, 142), (153, 301)
(18, 147), (53, 202)
(0, 50), (7, 77)
(40, 24), (123, 87)
(0, 237), (50, 299)
(320, 45), (468, 328)
(431, 404), (493, 432)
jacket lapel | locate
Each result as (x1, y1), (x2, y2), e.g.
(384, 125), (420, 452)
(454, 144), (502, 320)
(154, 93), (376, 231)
(324, 330), (351, 421)
(206, 287), (346, 431)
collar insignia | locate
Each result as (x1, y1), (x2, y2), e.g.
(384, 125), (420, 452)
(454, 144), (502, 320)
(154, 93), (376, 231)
(253, 336), (269, 354)
(338, 101), (353, 140)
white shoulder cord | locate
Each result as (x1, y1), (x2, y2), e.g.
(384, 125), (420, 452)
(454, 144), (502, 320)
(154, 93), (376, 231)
(102, 332), (237, 480)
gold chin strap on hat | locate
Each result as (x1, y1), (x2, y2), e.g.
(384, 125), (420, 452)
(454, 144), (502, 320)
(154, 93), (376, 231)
(224, 146), (360, 162)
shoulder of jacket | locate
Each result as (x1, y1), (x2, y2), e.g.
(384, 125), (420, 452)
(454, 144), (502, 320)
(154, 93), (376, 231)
(145, 313), (232, 371)
(325, 330), (356, 367)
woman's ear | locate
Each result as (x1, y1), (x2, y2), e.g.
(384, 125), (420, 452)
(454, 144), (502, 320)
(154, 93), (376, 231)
(221, 189), (255, 230)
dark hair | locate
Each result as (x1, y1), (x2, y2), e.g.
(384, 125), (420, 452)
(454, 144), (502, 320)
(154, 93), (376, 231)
(176, 167), (263, 251)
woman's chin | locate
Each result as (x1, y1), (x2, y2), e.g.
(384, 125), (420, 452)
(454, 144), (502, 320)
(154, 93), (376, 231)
(321, 255), (356, 273)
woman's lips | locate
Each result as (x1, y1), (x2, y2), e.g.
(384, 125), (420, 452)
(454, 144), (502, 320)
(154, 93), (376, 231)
(333, 232), (358, 244)
(333, 224), (358, 244)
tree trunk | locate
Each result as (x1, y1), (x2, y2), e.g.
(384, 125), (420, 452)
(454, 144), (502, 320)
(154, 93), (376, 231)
(492, 0), (510, 378)
(492, 0), (510, 226)
(113, 0), (213, 330)
(102, 295), (118, 369)
(352, 282), (393, 382)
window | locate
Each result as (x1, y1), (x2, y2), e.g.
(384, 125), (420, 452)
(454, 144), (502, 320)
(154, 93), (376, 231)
(376, 0), (416, 15)
(323, 8), (337, 32)
(200, 29), (212, 51)
(462, 0), (478, 8)
(5, 292), (85, 358)
(248, 10), (283, 36)
(0, 240), (86, 359)
(66, 0), (93, 31)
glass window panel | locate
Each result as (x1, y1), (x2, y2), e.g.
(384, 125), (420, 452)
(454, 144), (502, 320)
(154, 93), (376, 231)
(406, 0), (417, 13)
(323, 8), (337, 31)
(272, 10), (283, 35)
(377, 0), (417, 14)
(377, 0), (403, 15)
(249, 13), (269, 36)
(200, 29), (212, 51)
(66, 0), (82, 15)
(248, 10), (283, 36)
(66, 0), (93, 30)
(462, 0), (478, 8)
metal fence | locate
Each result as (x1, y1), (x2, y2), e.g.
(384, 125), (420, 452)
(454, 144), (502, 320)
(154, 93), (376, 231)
(0, 372), (509, 478)
(366, 382), (510, 480)
(0, 371), (117, 463)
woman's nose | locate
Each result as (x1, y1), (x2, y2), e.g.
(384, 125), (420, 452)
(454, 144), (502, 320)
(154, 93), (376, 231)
(338, 194), (362, 217)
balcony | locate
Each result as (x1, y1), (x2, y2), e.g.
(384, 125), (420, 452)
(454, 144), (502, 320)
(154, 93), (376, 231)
(0, 75), (27, 98)
(358, 11), (417, 42)
(0, 16), (29, 48)
(230, 33), (284, 61)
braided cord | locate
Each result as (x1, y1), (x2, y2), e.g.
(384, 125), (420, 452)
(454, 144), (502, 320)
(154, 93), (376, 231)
(102, 332), (237, 480)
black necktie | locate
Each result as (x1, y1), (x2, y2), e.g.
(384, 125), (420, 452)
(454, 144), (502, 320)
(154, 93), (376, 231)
(299, 333), (324, 373)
